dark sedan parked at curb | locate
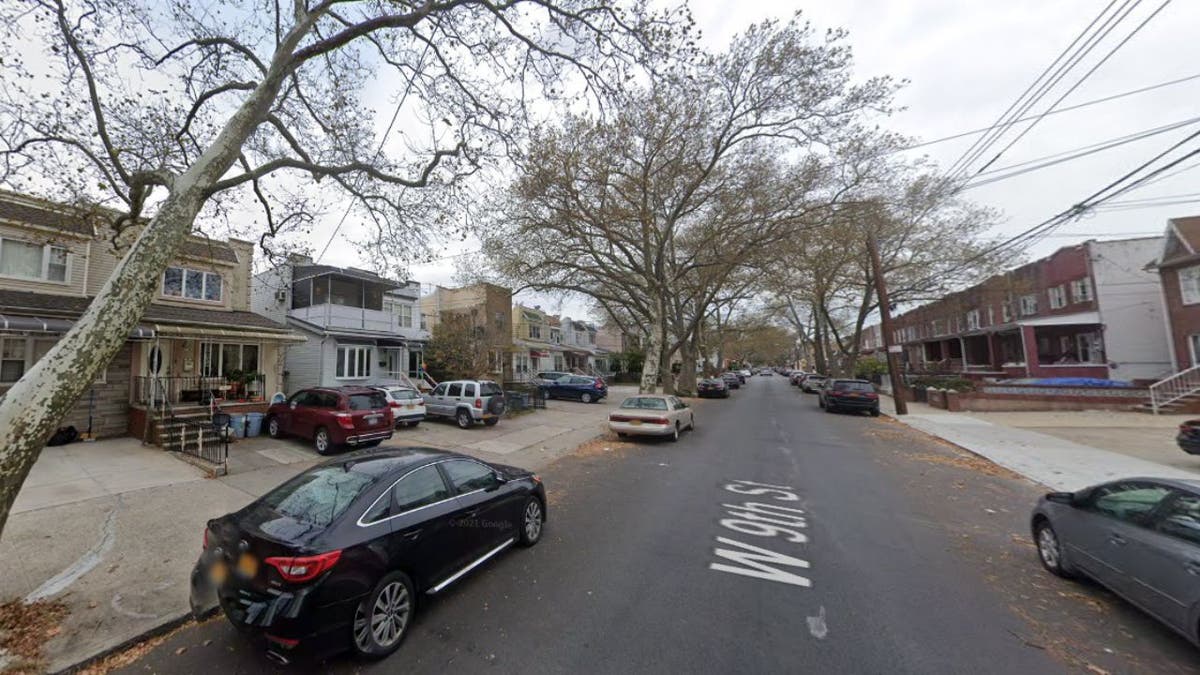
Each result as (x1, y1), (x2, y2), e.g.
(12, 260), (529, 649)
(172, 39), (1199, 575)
(818, 379), (881, 416)
(721, 372), (741, 390)
(266, 387), (394, 455)
(1177, 420), (1200, 455)
(697, 377), (730, 398)
(540, 375), (607, 403)
(1031, 478), (1200, 647)
(190, 447), (547, 665)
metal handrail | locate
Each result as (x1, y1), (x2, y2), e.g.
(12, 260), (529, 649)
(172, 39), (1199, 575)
(1149, 363), (1200, 414)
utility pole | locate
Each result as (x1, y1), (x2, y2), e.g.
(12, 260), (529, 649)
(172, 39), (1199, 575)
(866, 230), (908, 415)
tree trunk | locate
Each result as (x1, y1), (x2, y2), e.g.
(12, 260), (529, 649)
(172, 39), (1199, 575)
(676, 339), (698, 396)
(0, 29), (303, 538)
(639, 310), (664, 394)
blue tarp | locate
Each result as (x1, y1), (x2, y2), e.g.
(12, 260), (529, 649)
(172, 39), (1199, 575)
(1004, 377), (1133, 388)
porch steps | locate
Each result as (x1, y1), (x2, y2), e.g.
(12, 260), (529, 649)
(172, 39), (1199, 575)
(1148, 364), (1200, 414)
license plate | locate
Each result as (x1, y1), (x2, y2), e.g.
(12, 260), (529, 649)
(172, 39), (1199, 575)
(236, 553), (258, 579)
(630, 419), (642, 426)
(365, 415), (381, 425)
(406, 404), (415, 409)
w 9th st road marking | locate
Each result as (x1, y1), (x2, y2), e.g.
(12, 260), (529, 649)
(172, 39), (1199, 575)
(709, 480), (811, 588)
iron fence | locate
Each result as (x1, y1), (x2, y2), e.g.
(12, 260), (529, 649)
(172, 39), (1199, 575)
(502, 381), (547, 411)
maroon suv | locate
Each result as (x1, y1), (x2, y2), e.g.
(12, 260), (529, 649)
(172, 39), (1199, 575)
(265, 387), (394, 455)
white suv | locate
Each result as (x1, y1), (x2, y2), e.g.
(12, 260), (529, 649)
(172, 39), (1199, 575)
(423, 380), (506, 429)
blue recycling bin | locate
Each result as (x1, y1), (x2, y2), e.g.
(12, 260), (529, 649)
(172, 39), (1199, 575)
(228, 414), (246, 438)
(245, 412), (264, 437)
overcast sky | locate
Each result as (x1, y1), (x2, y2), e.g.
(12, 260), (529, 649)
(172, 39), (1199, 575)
(320, 0), (1200, 320)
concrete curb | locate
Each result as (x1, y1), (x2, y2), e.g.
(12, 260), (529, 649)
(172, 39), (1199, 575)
(52, 607), (217, 674)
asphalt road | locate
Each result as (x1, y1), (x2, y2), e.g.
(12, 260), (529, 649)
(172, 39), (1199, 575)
(110, 376), (1200, 674)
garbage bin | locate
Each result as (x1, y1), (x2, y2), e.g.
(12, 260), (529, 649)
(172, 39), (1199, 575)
(245, 412), (264, 437)
(228, 414), (246, 438)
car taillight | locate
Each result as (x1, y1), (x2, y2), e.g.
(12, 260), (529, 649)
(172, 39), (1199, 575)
(864, 392), (878, 399)
(474, 398), (483, 409)
(531, 474), (542, 484)
(264, 550), (342, 583)
(650, 417), (668, 425)
(594, 380), (604, 389)
(334, 413), (355, 430)
(389, 401), (401, 408)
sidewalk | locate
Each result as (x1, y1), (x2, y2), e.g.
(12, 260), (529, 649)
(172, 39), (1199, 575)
(3, 392), (629, 672)
(879, 394), (1200, 491)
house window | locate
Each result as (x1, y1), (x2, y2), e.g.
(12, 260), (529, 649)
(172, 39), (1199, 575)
(0, 338), (25, 383)
(1179, 267), (1200, 305)
(336, 345), (372, 379)
(1071, 277), (1094, 303)
(986, 306), (995, 326)
(163, 266), (223, 302)
(966, 310), (980, 330)
(419, 312), (427, 330)
(1001, 302), (1012, 322)
(550, 329), (561, 344)
(1048, 286), (1067, 309)
(1077, 332), (1104, 363)
(1019, 294), (1038, 316)
(199, 342), (260, 377)
(0, 239), (69, 283)
(529, 325), (542, 340)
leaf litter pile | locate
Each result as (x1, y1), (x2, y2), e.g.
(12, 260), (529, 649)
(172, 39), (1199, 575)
(0, 598), (68, 674)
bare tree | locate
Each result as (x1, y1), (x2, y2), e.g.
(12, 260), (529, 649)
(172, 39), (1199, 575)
(0, 0), (684, 537)
(478, 14), (897, 393)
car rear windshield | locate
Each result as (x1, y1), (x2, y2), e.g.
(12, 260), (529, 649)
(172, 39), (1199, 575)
(620, 397), (668, 410)
(390, 389), (421, 401)
(833, 381), (873, 392)
(479, 382), (503, 396)
(260, 466), (377, 527)
(348, 392), (388, 410)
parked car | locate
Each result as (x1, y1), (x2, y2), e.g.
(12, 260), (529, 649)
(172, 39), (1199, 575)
(1031, 478), (1200, 647)
(423, 380), (506, 429)
(759, 370), (773, 377)
(818, 379), (880, 416)
(721, 372), (741, 390)
(266, 387), (394, 455)
(540, 375), (607, 403)
(1177, 420), (1200, 454)
(190, 447), (547, 664)
(608, 395), (695, 441)
(789, 371), (807, 386)
(801, 375), (828, 393)
(698, 377), (730, 398)
(738, 369), (752, 379)
(374, 386), (425, 427)
(532, 371), (572, 386)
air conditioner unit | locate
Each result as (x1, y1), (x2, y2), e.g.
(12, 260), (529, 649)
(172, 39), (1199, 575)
(275, 289), (287, 303)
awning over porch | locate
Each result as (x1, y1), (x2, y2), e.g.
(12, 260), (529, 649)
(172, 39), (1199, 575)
(0, 313), (157, 339)
(146, 323), (307, 343)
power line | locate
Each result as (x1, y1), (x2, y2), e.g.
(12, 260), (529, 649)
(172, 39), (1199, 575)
(970, 0), (1171, 176)
(943, 0), (1124, 179)
(898, 71), (1200, 153)
(961, 114), (1200, 190)
(315, 42), (432, 264)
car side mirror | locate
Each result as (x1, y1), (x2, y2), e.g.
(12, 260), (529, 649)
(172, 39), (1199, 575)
(289, 402), (298, 409)
(488, 472), (508, 490)
(1045, 491), (1076, 506)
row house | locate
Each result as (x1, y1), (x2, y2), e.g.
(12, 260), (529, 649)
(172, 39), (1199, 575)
(880, 237), (1170, 382)
(251, 255), (430, 391)
(511, 304), (563, 379)
(559, 316), (606, 373)
(419, 282), (513, 380)
(0, 191), (302, 440)
(1155, 217), (1200, 372)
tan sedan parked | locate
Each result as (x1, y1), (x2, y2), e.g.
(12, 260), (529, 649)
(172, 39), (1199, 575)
(608, 395), (695, 441)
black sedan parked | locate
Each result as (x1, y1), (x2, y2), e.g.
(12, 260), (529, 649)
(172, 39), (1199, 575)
(818, 379), (881, 416)
(190, 448), (547, 664)
(1177, 420), (1200, 454)
(721, 372), (741, 390)
(1032, 478), (1200, 646)
(698, 377), (730, 398)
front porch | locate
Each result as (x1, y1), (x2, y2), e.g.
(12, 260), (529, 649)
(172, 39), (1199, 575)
(904, 322), (1108, 380)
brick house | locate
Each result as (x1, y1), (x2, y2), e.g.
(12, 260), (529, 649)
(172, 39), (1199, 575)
(419, 283), (513, 381)
(874, 237), (1171, 383)
(1154, 216), (1200, 370)
(0, 191), (302, 440)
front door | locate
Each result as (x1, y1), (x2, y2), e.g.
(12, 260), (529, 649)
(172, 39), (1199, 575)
(383, 348), (403, 381)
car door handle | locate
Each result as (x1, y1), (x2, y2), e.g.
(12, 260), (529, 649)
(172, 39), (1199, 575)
(401, 529), (422, 541)
(1108, 533), (1127, 546)
(1186, 561), (1200, 576)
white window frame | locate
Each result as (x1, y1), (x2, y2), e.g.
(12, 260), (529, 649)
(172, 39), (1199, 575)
(0, 336), (105, 385)
(336, 345), (373, 379)
(1019, 294), (1038, 316)
(199, 342), (261, 377)
(986, 306), (995, 326)
(529, 324), (542, 340)
(1071, 277), (1095, 303)
(966, 309), (980, 330)
(1002, 302), (1013, 323)
(1179, 268), (1200, 306)
(162, 265), (223, 303)
(393, 303), (413, 328)
(1077, 332), (1104, 364)
(0, 238), (71, 284)
(1048, 286), (1067, 309)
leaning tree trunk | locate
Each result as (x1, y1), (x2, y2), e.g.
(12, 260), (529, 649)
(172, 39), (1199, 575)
(639, 310), (665, 394)
(676, 339), (698, 396)
(0, 26), (304, 539)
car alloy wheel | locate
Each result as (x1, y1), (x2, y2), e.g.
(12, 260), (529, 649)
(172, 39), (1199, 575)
(520, 498), (543, 546)
(353, 572), (414, 658)
(580, 392), (592, 404)
(671, 423), (680, 442)
(456, 409), (473, 429)
(314, 427), (333, 455)
(267, 416), (281, 438)
(1035, 522), (1072, 577)
(690, 414), (695, 430)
